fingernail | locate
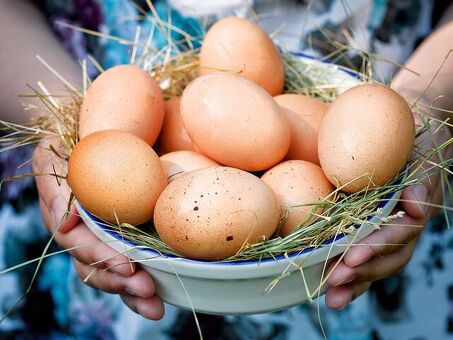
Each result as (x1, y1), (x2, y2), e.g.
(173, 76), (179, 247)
(51, 196), (68, 227)
(125, 287), (147, 298)
(413, 184), (428, 216)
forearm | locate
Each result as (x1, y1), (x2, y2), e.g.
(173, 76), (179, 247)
(392, 20), (453, 118)
(0, 0), (81, 124)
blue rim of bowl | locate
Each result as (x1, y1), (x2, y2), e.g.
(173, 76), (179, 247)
(80, 53), (397, 266)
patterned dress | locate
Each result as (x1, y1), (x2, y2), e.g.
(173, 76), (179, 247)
(1, 0), (452, 339)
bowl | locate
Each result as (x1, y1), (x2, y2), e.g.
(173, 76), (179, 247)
(75, 54), (403, 315)
(76, 189), (401, 315)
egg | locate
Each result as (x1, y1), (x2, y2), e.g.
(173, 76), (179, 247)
(79, 65), (164, 145)
(160, 151), (219, 182)
(318, 84), (415, 193)
(154, 167), (280, 260)
(157, 97), (196, 153)
(181, 72), (291, 171)
(68, 130), (167, 225)
(199, 16), (284, 96)
(274, 94), (327, 164)
(262, 160), (334, 237)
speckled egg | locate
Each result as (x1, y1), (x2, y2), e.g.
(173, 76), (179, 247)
(274, 94), (328, 165)
(318, 84), (415, 193)
(160, 151), (219, 182)
(79, 65), (164, 145)
(199, 16), (284, 96)
(68, 130), (167, 225)
(153, 167), (280, 260)
(157, 97), (196, 153)
(181, 72), (291, 171)
(262, 160), (334, 237)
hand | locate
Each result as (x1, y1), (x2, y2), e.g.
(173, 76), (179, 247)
(33, 136), (165, 319)
(324, 115), (452, 309)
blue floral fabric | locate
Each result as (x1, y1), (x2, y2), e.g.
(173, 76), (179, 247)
(1, 1), (452, 339)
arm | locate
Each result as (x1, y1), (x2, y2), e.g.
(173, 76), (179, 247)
(0, 0), (81, 123)
(1, 1), (163, 319)
(392, 20), (453, 117)
(325, 18), (453, 309)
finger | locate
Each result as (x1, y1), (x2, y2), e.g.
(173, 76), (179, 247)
(33, 139), (79, 233)
(400, 178), (443, 220)
(73, 258), (126, 293)
(330, 240), (416, 286)
(350, 240), (416, 283)
(38, 197), (79, 235)
(73, 259), (156, 298)
(325, 281), (371, 310)
(56, 222), (136, 277)
(121, 294), (165, 320)
(343, 213), (421, 267)
(325, 258), (356, 287)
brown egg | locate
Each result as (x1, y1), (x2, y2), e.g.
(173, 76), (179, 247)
(68, 130), (167, 225)
(157, 97), (196, 153)
(318, 84), (415, 193)
(154, 167), (280, 260)
(160, 151), (219, 182)
(262, 160), (334, 237)
(274, 94), (327, 165)
(79, 65), (164, 145)
(181, 73), (291, 171)
(199, 16), (284, 96)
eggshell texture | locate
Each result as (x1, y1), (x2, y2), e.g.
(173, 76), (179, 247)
(68, 130), (167, 225)
(262, 160), (334, 237)
(79, 65), (164, 145)
(154, 167), (280, 260)
(199, 16), (284, 96)
(274, 94), (327, 164)
(318, 84), (415, 193)
(157, 97), (196, 153)
(160, 151), (219, 182)
(181, 73), (291, 171)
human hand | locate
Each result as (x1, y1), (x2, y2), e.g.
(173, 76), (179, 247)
(33, 136), (164, 319)
(324, 114), (452, 309)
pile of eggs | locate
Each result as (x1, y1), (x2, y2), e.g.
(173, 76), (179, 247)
(68, 17), (415, 261)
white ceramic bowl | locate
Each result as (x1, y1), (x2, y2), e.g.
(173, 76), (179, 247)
(76, 54), (403, 315)
(77, 190), (400, 315)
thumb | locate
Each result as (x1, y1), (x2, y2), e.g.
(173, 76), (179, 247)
(33, 137), (79, 233)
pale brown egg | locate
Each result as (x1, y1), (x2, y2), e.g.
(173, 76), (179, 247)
(160, 151), (219, 182)
(154, 167), (280, 260)
(199, 16), (284, 96)
(79, 65), (164, 145)
(157, 97), (196, 153)
(68, 130), (167, 225)
(262, 160), (334, 237)
(181, 72), (291, 171)
(318, 84), (415, 193)
(274, 94), (327, 165)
